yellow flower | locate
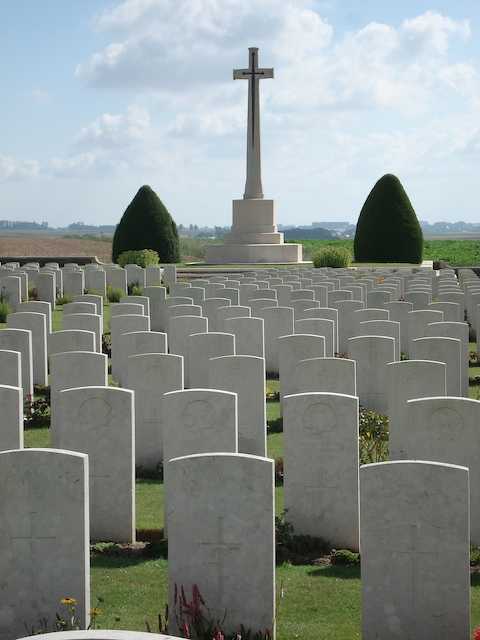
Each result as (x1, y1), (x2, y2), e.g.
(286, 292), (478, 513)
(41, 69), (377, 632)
(61, 597), (77, 606)
(90, 608), (102, 616)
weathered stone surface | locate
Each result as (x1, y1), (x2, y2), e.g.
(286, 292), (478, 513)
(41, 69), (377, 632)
(284, 392), (359, 550)
(54, 387), (135, 543)
(0, 449), (90, 637)
(361, 461), (470, 639)
(257, 307), (293, 374)
(412, 336), (462, 396)
(209, 355), (266, 456)
(0, 329), (33, 399)
(348, 335), (395, 414)
(394, 396), (480, 544)
(291, 357), (356, 396)
(187, 333), (235, 389)
(278, 334), (326, 407)
(425, 321), (469, 397)
(167, 453), (274, 637)
(63, 314), (103, 354)
(224, 316), (264, 358)
(387, 359), (447, 456)
(0, 350), (21, 389)
(126, 353), (183, 468)
(0, 385), (23, 450)
(7, 312), (47, 385)
(48, 329), (96, 357)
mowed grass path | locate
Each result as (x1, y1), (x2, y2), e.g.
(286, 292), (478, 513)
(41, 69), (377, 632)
(18, 304), (480, 637)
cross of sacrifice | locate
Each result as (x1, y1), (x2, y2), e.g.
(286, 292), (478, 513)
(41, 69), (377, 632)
(233, 47), (273, 200)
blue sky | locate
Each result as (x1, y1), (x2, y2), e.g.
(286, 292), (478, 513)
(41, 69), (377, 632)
(2, 0), (480, 227)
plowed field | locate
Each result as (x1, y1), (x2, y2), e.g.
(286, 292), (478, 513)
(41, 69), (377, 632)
(0, 235), (112, 263)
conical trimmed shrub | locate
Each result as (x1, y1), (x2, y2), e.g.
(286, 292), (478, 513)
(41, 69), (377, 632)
(112, 185), (180, 263)
(354, 174), (423, 263)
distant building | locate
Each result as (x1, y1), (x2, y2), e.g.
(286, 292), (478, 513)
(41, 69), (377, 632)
(312, 221), (351, 232)
(0, 220), (48, 230)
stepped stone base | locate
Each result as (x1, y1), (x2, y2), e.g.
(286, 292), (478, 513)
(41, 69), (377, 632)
(205, 242), (303, 264)
(205, 198), (303, 264)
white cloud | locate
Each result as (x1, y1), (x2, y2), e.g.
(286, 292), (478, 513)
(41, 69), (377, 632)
(49, 152), (100, 178)
(75, 105), (151, 149)
(0, 155), (39, 182)
(402, 11), (470, 55)
(272, 5), (333, 61)
(66, 4), (480, 224)
(77, 4), (474, 122)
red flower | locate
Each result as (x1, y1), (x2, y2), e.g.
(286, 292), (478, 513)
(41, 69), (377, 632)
(473, 627), (480, 640)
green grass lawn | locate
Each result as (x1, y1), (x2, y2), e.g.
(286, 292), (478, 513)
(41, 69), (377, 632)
(14, 289), (480, 637)
(284, 238), (480, 266)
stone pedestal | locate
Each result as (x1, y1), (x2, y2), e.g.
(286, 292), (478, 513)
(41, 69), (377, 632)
(205, 199), (303, 264)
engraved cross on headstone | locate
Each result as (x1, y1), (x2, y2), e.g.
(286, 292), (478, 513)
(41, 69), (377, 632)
(393, 523), (445, 634)
(199, 516), (241, 598)
(12, 511), (56, 590)
(234, 47), (274, 200)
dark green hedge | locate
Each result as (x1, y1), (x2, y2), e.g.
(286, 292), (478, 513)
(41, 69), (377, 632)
(112, 185), (180, 263)
(354, 174), (423, 263)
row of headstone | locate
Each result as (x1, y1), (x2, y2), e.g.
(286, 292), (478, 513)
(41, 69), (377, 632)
(3, 447), (471, 639)
(2, 263), (477, 638)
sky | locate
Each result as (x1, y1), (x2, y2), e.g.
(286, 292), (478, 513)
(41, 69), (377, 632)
(2, 0), (480, 227)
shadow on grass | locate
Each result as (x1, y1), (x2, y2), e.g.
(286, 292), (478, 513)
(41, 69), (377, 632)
(307, 565), (361, 580)
(471, 572), (480, 587)
(91, 540), (167, 569)
(267, 417), (283, 433)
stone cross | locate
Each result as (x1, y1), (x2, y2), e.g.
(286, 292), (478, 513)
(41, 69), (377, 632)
(234, 47), (273, 200)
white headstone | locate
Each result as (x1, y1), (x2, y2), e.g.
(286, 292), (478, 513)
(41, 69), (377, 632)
(187, 333), (235, 389)
(0, 350), (21, 389)
(412, 336), (462, 396)
(63, 314), (103, 354)
(357, 319), (401, 361)
(387, 360), (447, 455)
(209, 355), (266, 456)
(0, 449), (90, 635)
(361, 461), (470, 639)
(348, 335), (395, 414)
(126, 353), (183, 468)
(284, 392), (359, 549)
(85, 269), (106, 296)
(291, 357), (356, 396)
(48, 330), (96, 358)
(37, 272), (56, 306)
(394, 396), (480, 544)
(54, 387), (135, 543)
(7, 312), (47, 386)
(117, 330), (168, 386)
(224, 316), (264, 358)
(0, 384), (23, 450)
(63, 270), (84, 297)
(50, 351), (108, 430)
(144, 286), (167, 331)
(163, 389), (238, 464)
(167, 453), (274, 637)
(73, 294), (104, 316)
(294, 318), (335, 357)
(63, 302), (97, 316)
(110, 314), (150, 380)
(257, 306), (294, 374)
(0, 328), (33, 399)
(17, 300), (52, 333)
(425, 321), (469, 397)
